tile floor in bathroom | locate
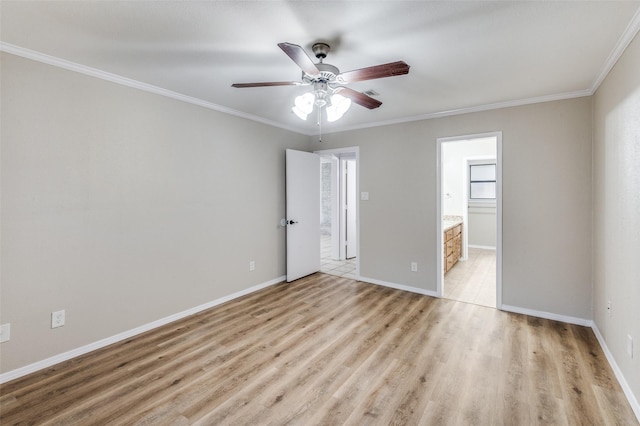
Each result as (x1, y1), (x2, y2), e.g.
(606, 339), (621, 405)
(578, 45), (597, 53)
(320, 235), (356, 279)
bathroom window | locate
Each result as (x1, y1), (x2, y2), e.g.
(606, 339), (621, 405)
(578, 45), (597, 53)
(469, 162), (496, 200)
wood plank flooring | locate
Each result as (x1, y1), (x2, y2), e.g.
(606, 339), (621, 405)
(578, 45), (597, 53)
(1, 273), (637, 425)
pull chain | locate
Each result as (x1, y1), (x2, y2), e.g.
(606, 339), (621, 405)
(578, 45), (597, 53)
(317, 107), (322, 142)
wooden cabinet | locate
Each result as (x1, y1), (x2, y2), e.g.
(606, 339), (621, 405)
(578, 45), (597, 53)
(444, 223), (462, 274)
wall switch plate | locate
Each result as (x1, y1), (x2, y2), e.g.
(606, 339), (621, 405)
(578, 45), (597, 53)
(411, 262), (418, 272)
(51, 310), (65, 328)
(628, 335), (633, 358)
(249, 261), (255, 271)
(0, 323), (10, 343)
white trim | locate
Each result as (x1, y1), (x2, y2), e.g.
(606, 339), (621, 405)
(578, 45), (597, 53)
(591, 323), (640, 422)
(436, 140), (444, 297)
(0, 42), (306, 136)
(591, 7), (640, 93)
(500, 304), (592, 327)
(468, 244), (496, 250)
(333, 8), (640, 135)
(0, 42), (593, 138)
(496, 136), (503, 309)
(4, 19), (637, 140)
(0, 276), (285, 384)
(499, 306), (639, 421)
(4, 2), (640, 139)
(358, 276), (438, 298)
(325, 90), (592, 135)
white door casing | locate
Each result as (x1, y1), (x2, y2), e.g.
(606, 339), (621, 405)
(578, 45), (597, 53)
(345, 159), (357, 259)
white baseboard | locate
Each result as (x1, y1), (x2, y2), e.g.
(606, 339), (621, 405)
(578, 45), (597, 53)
(0, 276), (285, 384)
(591, 323), (640, 422)
(358, 275), (438, 298)
(3, 277), (637, 423)
(468, 244), (496, 250)
(500, 304), (592, 327)
(501, 305), (638, 421)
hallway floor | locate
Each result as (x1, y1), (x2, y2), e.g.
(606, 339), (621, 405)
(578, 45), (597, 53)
(444, 247), (496, 308)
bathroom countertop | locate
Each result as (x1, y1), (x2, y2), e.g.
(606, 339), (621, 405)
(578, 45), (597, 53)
(443, 215), (463, 232)
(443, 220), (462, 232)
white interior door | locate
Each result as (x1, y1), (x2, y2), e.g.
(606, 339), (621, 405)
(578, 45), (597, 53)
(286, 149), (320, 282)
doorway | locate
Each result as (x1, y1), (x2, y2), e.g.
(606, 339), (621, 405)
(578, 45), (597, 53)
(436, 133), (502, 309)
(316, 147), (359, 279)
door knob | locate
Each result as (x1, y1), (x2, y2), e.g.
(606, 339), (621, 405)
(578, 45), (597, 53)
(288, 220), (298, 225)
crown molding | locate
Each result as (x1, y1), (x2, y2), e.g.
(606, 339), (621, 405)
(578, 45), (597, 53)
(293, 7), (640, 138)
(4, 3), (639, 140)
(0, 42), (307, 135)
(322, 89), (592, 135)
(323, 6), (640, 137)
(590, 6), (640, 94)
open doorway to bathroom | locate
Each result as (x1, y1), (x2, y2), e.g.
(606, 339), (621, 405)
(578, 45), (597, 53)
(316, 147), (359, 279)
(437, 133), (502, 309)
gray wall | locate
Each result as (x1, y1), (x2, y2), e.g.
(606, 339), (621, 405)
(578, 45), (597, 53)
(467, 205), (497, 248)
(313, 97), (593, 319)
(0, 49), (602, 382)
(0, 53), (308, 372)
(593, 32), (640, 406)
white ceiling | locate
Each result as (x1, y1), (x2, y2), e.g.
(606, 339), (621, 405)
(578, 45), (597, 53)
(2, 1), (640, 135)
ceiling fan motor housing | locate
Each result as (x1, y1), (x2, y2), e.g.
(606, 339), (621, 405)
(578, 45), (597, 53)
(317, 63), (339, 80)
(312, 42), (330, 59)
(311, 43), (338, 81)
(302, 63), (339, 84)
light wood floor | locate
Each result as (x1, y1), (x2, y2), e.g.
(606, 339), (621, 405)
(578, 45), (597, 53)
(445, 247), (496, 308)
(1, 274), (637, 425)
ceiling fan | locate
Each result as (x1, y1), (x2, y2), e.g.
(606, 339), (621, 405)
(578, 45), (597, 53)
(232, 42), (410, 122)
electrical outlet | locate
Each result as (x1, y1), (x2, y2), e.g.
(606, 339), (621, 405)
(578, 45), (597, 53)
(51, 310), (65, 328)
(607, 301), (612, 316)
(628, 335), (633, 359)
(411, 262), (418, 272)
(0, 323), (10, 343)
(249, 261), (255, 272)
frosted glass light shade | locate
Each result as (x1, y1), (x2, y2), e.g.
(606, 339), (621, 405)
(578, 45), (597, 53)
(292, 92), (315, 120)
(326, 94), (351, 122)
(292, 92), (351, 122)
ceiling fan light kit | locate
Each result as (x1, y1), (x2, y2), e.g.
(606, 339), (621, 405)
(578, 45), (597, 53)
(292, 82), (352, 122)
(232, 41), (410, 123)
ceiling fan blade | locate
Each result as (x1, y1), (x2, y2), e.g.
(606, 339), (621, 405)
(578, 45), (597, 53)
(337, 61), (410, 83)
(335, 87), (382, 109)
(231, 81), (301, 88)
(278, 42), (320, 77)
